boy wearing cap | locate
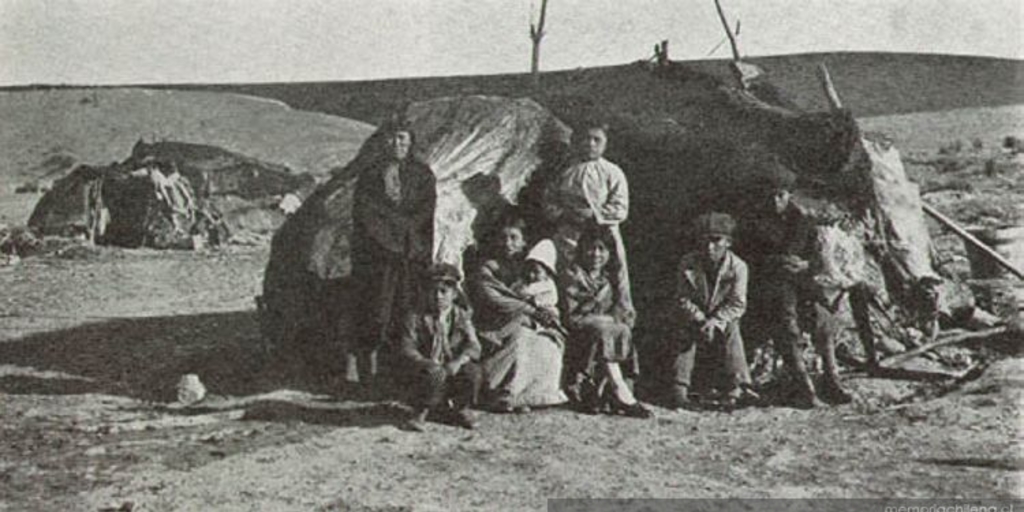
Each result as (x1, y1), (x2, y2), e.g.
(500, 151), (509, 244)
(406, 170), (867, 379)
(669, 212), (753, 408)
(397, 263), (482, 431)
(736, 161), (853, 408)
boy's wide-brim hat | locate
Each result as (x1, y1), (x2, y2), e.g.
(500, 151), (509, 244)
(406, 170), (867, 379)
(525, 239), (558, 275)
(692, 212), (736, 238)
(426, 262), (462, 285)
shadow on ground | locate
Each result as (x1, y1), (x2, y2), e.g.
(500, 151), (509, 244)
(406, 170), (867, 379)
(0, 310), (352, 402)
(241, 402), (404, 428)
(918, 457), (1024, 471)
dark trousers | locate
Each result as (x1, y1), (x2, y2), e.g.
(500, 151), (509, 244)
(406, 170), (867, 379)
(351, 253), (418, 383)
(671, 321), (751, 392)
(753, 278), (843, 382)
(403, 361), (482, 410)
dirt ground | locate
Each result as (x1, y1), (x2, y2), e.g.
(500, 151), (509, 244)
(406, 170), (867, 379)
(1, 101), (1022, 510)
(0, 242), (1020, 512)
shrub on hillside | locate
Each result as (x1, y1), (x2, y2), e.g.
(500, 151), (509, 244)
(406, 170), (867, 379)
(1004, 136), (1022, 154)
(933, 155), (975, 174)
(14, 182), (48, 194)
(938, 139), (964, 155)
(920, 177), (974, 194)
(984, 159), (997, 177)
(982, 155), (1022, 179)
(945, 197), (1019, 227)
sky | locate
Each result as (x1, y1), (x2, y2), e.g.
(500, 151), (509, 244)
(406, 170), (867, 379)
(1, 0), (1021, 86)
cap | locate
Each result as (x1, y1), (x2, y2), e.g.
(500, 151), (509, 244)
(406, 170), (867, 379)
(691, 212), (736, 238)
(426, 262), (462, 285)
(525, 239), (558, 276)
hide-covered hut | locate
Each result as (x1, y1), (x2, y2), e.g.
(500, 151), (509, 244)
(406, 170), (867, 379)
(29, 140), (316, 248)
(260, 62), (958, 376)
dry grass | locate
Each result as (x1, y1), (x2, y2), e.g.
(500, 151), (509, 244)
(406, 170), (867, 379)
(860, 104), (1024, 155)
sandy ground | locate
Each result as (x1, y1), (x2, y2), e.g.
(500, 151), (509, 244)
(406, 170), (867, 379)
(0, 244), (1020, 512)
(1, 100), (1022, 511)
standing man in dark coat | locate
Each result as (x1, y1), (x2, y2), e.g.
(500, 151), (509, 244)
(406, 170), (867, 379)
(737, 162), (853, 408)
(350, 119), (437, 391)
(397, 263), (482, 431)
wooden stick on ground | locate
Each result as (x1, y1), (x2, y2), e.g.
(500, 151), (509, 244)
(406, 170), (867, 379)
(922, 203), (1024, 280)
(881, 326), (1008, 367)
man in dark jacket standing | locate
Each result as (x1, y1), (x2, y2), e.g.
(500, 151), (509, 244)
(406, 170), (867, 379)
(737, 162), (853, 408)
(398, 263), (482, 431)
(350, 119), (437, 391)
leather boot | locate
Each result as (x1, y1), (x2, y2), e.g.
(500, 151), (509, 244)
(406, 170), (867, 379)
(450, 408), (477, 430)
(778, 328), (824, 409)
(668, 385), (692, 409)
(405, 408), (429, 432)
(792, 373), (825, 409)
(849, 284), (879, 368)
(356, 350), (377, 383)
(816, 333), (853, 405)
(820, 372), (853, 404)
(576, 379), (601, 414)
(786, 347), (823, 409)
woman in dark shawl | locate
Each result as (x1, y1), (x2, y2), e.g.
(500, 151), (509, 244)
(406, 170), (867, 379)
(468, 214), (567, 411)
(350, 119), (437, 387)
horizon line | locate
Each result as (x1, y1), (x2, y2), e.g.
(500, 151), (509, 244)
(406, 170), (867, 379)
(1, 50), (1021, 90)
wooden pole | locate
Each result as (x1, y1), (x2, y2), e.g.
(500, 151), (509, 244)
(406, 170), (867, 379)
(818, 62), (844, 111)
(922, 203), (1024, 280)
(529, 0), (549, 90)
(881, 326), (1007, 367)
(656, 40), (669, 67)
(713, 0), (741, 61)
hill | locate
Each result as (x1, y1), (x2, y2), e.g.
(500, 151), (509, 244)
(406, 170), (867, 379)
(0, 88), (375, 223)
(693, 52), (1024, 116)
(157, 52), (1024, 122)
(0, 89), (374, 190)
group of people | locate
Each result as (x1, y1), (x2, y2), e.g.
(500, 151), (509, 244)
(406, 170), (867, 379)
(349, 116), (853, 431)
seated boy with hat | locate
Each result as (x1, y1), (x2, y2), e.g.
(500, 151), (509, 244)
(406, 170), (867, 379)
(668, 212), (756, 408)
(397, 263), (483, 431)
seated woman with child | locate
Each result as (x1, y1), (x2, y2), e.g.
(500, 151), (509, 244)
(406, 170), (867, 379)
(467, 214), (568, 412)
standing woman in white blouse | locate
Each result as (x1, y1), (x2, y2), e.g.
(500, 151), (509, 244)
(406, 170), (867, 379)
(544, 119), (634, 326)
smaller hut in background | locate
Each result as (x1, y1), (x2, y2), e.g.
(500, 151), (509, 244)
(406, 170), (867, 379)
(28, 140), (316, 249)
